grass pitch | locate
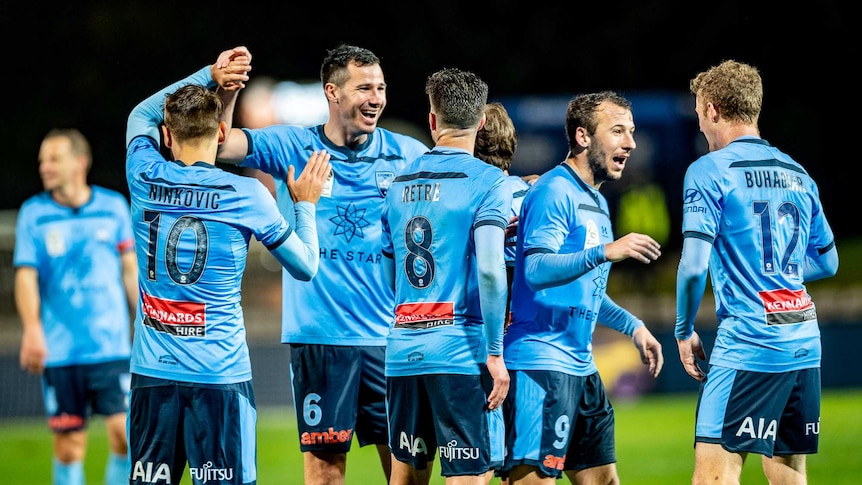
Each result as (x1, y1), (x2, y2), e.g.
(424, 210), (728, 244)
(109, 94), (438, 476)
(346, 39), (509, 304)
(0, 389), (859, 484)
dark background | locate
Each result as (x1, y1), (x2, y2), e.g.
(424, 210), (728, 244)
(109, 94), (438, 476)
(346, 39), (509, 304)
(3, 1), (856, 248)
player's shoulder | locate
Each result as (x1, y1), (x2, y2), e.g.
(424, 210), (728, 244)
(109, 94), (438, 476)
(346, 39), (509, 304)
(247, 123), (311, 143)
(91, 185), (127, 200)
(374, 127), (429, 151)
(19, 191), (50, 209)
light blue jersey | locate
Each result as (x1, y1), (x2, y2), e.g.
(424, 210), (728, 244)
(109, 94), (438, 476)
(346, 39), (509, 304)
(13, 187), (133, 366)
(678, 137), (835, 372)
(505, 163), (639, 376)
(381, 147), (510, 376)
(241, 125), (428, 346)
(504, 174), (530, 267)
(126, 67), (296, 384)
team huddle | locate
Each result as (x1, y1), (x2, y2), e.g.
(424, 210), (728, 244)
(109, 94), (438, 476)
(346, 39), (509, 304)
(14, 43), (838, 485)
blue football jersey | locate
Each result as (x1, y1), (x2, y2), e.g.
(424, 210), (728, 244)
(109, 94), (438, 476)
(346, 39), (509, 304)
(126, 136), (292, 384)
(504, 174), (531, 266)
(13, 187), (134, 366)
(504, 163), (614, 376)
(681, 137), (835, 372)
(381, 147), (510, 376)
(241, 125), (428, 345)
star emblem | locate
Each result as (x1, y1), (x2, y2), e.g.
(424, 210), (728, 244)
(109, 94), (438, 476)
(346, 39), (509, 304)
(329, 201), (370, 242)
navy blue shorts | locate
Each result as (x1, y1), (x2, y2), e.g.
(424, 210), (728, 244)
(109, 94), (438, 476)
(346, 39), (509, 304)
(502, 370), (615, 478)
(695, 366), (820, 457)
(128, 374), (257, 485)
(42, 358), (130, 432)
(289, 344), (387, 452)
(387, 372), (504, 477)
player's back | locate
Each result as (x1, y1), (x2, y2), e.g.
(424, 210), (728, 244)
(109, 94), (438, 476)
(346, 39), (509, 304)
(683, 137), (834, 371)
(126, 137), (289, 384)
(382, 147), (509, 376)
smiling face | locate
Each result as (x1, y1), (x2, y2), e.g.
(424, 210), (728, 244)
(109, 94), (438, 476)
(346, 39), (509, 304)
(586, 100), (636, 185)
(328, 61), (387, 142)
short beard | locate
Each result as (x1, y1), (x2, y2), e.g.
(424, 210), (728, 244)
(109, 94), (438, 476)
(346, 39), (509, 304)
(587, 145), (613, 184)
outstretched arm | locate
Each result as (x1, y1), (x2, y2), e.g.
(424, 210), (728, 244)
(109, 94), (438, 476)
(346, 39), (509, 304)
(126, 46), (251, 146)
(524, 232), (660, 291)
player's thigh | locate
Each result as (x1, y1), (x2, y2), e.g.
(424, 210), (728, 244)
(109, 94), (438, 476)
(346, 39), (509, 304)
(427, 373), (499, 477)
(503, 370), (585, 479)
(43, 365), (88, 432)
(355, 345), (388, 446)
(290, 344), (362, 453)
(87, 359), (131, 417)
(696, 366), (806, 457)
(129, 377), (186, 484)
(564, 373), (616, 472)
(387, 375), (436, 471)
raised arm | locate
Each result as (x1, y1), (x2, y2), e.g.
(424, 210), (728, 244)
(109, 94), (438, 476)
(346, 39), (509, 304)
(126, 46), (251, 146)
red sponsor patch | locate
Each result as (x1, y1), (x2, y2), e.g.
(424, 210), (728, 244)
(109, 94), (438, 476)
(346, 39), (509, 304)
(758, 288), (817, 325)
(758, 289), (813, 313)
(141, 291), (206, 336)
(394, 301), (454, 329)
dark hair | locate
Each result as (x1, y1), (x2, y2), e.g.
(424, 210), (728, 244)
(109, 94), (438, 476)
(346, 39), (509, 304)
(425, 67), (488, 129)
(475, 102), (517, 171)
(320, 44), (381, 87)
(565, 91), (631, 152)
(164, 84), (223, 142)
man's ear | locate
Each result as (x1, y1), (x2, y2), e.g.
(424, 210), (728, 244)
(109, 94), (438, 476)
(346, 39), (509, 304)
(428, 112), (437, 131)
(477, 112), (486, 131)
(161, 125), (173, 148)
(708, 102), (720, 123)
(575, 126), (590, 149)
(217, 121), (227, 144)
(324, 83), (339, 104)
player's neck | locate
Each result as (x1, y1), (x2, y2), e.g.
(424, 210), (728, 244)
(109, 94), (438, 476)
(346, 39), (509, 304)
(715, 124), (759, 151)
(171, 144), (217, 166)
(565, 157), (599, 189)
(433, 128), (477, 153)
(323, 122), (369, 149)
(52, 182), (91, 209)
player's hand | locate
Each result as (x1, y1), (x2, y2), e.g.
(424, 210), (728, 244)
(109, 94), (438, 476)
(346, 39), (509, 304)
(19, 326), (47, 375)
(604, 232), (661, 264)
(212, 46), (252, 91)
(485, 354), (509, 410)
(632, 326), (664, 378)
(504, 215), (519, 245)
(287, 150), (332, 204)
(521, 173), (539, 185)
(676, 332), (707, 381)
